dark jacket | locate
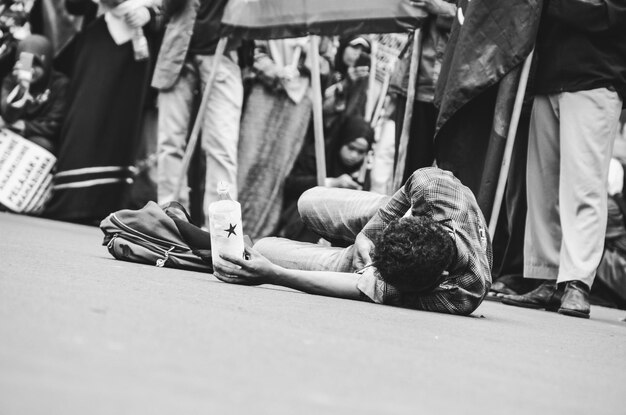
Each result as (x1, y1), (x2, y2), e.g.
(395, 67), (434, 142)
(1, 71), (70, 148)
(534, 0), (626, 100)
(152, 0), (232, 90)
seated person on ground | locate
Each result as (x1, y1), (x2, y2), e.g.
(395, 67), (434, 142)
(280, 115), (374, 242)
(214, 168), (493, 316)
(0, 35), (69, 154)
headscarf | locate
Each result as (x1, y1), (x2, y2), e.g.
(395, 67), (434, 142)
(333, 34), (372, 79)
(16, 35), (54, 92)
(326, 115), (374, 176)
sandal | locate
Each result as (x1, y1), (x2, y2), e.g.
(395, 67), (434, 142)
(485, 281), (519, 302)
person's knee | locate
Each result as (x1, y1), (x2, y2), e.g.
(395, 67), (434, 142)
(298, 187), (326, 220)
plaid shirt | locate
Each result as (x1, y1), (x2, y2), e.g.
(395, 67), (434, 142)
(357, 168), (492, 315)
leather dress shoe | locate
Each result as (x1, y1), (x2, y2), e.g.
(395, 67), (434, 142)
(558, 280), (590, 319)
(501, 281), (563, 311)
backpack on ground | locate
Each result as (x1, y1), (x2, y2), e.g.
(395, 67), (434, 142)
(100, 201), (213, 272)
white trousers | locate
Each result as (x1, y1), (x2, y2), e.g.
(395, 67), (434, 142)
(157, 54), (243, 227)
(524, 88), (623, 287)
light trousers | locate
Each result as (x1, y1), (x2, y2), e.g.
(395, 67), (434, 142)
(254, 187), (390, 272)
(157, 54), (243, 227)
(524, 88), (622, 287)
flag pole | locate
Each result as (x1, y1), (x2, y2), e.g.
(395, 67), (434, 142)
(488, 49), (534, 237)
(365, 39), (378, 122)
(309, 35), (327, 186)
(371, 68), (392, 128)
(392, 29), (421, 192)
(174, 36), (228, 201)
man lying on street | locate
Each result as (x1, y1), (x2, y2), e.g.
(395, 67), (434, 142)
(214, 168), (493, 316)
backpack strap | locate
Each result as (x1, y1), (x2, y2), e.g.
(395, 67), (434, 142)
(162, 201), (194, 224)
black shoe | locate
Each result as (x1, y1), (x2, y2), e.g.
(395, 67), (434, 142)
(501, 281), (563, 311)
(558, 280), (590, 319)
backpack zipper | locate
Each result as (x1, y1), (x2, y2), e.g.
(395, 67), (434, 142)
(156, 247), (175, 268)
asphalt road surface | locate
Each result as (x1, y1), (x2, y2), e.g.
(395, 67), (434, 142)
(1, 212), (625, 415)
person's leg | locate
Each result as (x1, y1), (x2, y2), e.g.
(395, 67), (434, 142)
(156, 60), (197, 209)
(196, 54), (243, 227)
(254, 237), (354, 272)
(489, 110), (541, 297)
(297, 186), (390, 245)
(523, 95), (561, 281)
(401, 101), (437, 182)
(595, 195), (626, 306)
(557, 88), (622, 288)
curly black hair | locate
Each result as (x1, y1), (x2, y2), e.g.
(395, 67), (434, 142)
(371, 216), (455, 292)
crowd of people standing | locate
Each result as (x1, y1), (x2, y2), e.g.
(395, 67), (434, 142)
(1, 0), (625, 317)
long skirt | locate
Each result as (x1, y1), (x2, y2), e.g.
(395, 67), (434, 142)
(237, 83), (312, 241)
(45, 18), (150, 224)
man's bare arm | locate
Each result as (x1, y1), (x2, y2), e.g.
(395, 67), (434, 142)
(215, 248), (364, 301)
(272, 268), (364, 300)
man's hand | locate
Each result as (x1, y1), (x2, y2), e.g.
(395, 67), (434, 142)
(213, 246), (279, 286)
(277, 66), (300, 83)
(124, 6), (151, 28)
(410, 0), (455, 16)
(353, 232), (374, 270)
(325, 174), (362, 190)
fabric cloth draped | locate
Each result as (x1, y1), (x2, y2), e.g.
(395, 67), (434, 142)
(237, 82), (312, 241)
(237, 39), (319, 240)
(45, 18), (151, 223)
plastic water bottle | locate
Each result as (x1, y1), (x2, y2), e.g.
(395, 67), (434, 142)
(208, 182), (244, 276)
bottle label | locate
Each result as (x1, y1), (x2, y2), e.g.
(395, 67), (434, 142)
(209, 208), (244, 274)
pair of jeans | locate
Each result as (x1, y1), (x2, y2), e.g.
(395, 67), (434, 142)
(157, 54), (243, 227)
(254, 186), (389, 272)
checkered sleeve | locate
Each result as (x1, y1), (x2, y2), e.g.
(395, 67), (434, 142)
(406, 269), (489, 315)
(356, 267), (488, 315)
(360, 170), (428, 241)
(357, 168), (492, 315)
(355, 266), (385, 303)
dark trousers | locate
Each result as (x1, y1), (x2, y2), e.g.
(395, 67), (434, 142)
(394, 99), (437, 183)
(491, 112), (528, 284)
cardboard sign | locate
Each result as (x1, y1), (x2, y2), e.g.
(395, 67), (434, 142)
(0, 129), (56, 213)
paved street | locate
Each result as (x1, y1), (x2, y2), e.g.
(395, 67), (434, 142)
(1, 212), (625, 415)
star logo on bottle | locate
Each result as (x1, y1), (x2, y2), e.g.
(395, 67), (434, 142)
(224, 223), (237, 238)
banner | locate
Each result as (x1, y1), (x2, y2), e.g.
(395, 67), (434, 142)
(220, 0), (426, 39)
(432, 0), (542, 195)
(435, 0), (541, 130)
